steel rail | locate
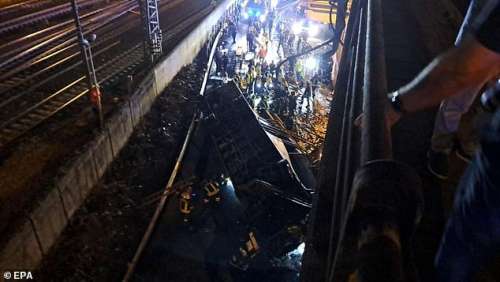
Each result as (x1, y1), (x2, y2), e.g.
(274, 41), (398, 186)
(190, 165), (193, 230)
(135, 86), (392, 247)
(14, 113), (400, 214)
(0, 19), (139, 100)
(0, 41), (121, 108)
(0, 4), (215, 148)
(0, 1), (137, 71)
(0, 0), (186, 99)
(0, 44), (142, 127)
(0, 30), (128, 96)
(0, 0), (177, 76)
(0, 0), (106, 34)
(0, 5), (139, 84)
(0, 0), (45, 11)
(0, 2), (121, 52)
(123, 3), (238, 276)
(0, 0), (53, 18)
(122, 25), (225, 282)
(0, 45), (144, 146)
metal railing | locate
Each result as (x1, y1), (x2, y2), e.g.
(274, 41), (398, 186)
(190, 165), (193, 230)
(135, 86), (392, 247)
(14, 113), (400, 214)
(301, 0), (423, 281)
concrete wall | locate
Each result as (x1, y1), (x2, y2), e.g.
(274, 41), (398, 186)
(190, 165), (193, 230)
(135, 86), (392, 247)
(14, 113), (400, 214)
(0, 0), (237, 271)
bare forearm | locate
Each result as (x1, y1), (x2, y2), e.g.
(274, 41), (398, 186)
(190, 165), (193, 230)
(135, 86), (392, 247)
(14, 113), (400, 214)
(397, 37), (500, 113)
(399, 54), (472, 112)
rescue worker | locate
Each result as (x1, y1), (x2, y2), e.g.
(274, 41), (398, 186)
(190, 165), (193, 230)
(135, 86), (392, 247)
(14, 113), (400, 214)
(247, 25), (255, 52)
(296, 35), (302, 53)
(214, 47), (223, 75)
(288, 92), (298, 117)
(288, 32), (295, 52)
(269, 61), (277, 78)
(311, 74), (320, 100)
(301, 80), (312, 110)
(228, 20), (237, 44)
(258, 42), (268, 62)
(277, 28), (285, 56)
(288, 56), (297, 75)
(267, 9), (275, 35)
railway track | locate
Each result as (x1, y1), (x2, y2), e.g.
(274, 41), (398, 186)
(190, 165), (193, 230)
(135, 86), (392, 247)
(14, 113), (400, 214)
(0, 0), (106, 35)
(0, 3), (214, 148)
(0, 0), (55, 19)
(0, 0), (52, 17)
(122, 24), (223, 282)
(0, 0), (183, 111)
(0, 45), (144, 147)
(0, 0), (185, 96)
(0, 1), (138, 76)
(0, 1), (141, 122)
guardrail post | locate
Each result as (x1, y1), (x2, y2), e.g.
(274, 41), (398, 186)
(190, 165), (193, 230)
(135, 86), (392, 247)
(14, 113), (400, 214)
(323, 0), (424, 280)
(361, 0), (391, 163)
(300, 1), (361, 280)
(346, 160), (423, 282)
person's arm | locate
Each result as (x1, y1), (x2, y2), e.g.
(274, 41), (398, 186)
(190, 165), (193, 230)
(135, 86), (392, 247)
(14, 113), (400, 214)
(397, 36), (500, 113)
(381, 35), (500, 127)
(389, 0), (500, 122)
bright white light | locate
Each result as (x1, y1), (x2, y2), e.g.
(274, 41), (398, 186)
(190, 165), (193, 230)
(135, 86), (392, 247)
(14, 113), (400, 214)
(271, 0), (278, 8)
(305, 57), (318, 71)
(256, 81), (262, 88)
(259, 14), (266, 23)
(292, 22), (302, 35)
(243, 11), (249, 19)
(288, 243), (306, 256)
(297, 242), (305, 254)
(308, 24), (319, 37)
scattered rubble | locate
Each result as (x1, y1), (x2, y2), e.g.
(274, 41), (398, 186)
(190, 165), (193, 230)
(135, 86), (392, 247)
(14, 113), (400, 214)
(36, 63), (203, 282)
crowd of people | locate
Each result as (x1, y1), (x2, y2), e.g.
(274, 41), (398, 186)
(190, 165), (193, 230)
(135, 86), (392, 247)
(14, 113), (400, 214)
(212, 4), (330, 125)
(212, 0), (500, 279)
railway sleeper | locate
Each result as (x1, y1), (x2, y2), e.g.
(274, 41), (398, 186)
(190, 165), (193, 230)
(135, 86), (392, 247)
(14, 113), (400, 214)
(26, 112), (46, 120)
(33, 108), (53, 116)
(17, 117), (34, 125)
(46, 99), (67, 107)
(8, 122), (30, 131)
(0, 127), (16, 136)
(61, 92), (78, 100)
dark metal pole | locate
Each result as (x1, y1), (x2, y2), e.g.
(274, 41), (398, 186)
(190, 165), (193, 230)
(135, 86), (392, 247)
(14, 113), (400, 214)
(70, 0), (104, 128)
(300, 1), (361, 281)
(71, 0), (92, 89)
(361, 0), (391, 163)
(346, 3), (423, 282)
(326, 8), (366, 281)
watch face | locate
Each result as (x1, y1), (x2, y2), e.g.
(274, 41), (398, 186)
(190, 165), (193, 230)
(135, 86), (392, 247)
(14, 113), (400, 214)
(390, 93), (403, 113)
(389, 91), (399, 100)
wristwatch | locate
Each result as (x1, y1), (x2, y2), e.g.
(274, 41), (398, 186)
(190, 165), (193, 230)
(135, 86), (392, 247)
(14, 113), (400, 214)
(389, 91), (406, 114)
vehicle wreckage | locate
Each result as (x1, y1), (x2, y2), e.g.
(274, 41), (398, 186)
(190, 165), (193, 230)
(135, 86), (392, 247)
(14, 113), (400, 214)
(133, 81), (316, 280)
